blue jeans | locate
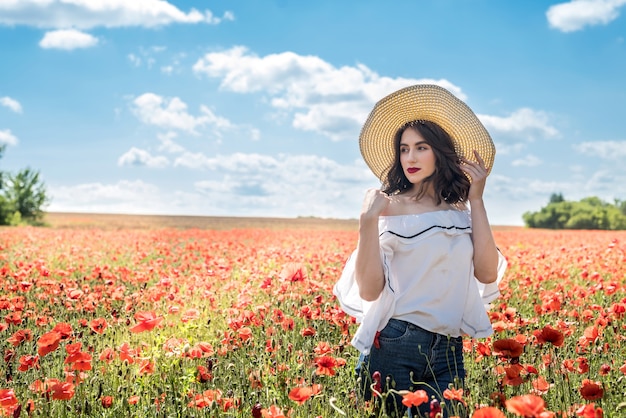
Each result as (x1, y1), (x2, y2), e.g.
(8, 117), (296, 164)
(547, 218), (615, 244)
(356, 318), (466, 417)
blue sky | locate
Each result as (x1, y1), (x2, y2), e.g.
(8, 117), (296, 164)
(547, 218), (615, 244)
(1, 0), (625, 225)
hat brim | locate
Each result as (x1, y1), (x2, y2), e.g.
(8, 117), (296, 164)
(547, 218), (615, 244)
(359, 84), (495, 181)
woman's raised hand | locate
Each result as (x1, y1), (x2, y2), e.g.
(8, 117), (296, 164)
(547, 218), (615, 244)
(360, 188), (391, 220)
(460, 150), (489, 203)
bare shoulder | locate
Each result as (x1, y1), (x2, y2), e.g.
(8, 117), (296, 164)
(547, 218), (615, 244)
(380, 194), (404, 216)
(453, 201), (469, 211)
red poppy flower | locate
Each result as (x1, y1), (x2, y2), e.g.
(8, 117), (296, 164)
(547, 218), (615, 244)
(430, 398), (442, 417)
(0, 388), (19, 410)
(101, 396), (113, 408)
(129, 311), (163, 333)
(280, 262), (306, 282)
(197, 365), (212, 383)
(531, 376), (552, 395)
(300, 327), (316, 337)
(261, 405), (287, 418)
(51, 323), (73, 340)
(573, 357), (590, 374)
(534, 325), (564, 347)
(581, 326), (599, 344)
(99, 347), (115, 363)
(18, 355), (39, 372)
(181, 308), (200, 323)
(475, 340), (492, 361)
(580, 379), (604, 401)
(576, 403), (603, 418)
(237, 327), (253, 342)
(62, 342), (92, 370)
(90, 318), (108, 334)
(314, 355), (337, 376)
(188, 389), (222, 408)
(401, 389), (428, 408)
(4, 312), (22, 326)
(67, 352), (93, 371)
(502, 364), (525, 386)
(493, 339), (523, 359)
(281, 317), (294, 331)
(37, 331), (61, 357)
(138, 359), (155, 375)
(599, 363), (611, 375)
(7, 329), (32, 347)
(472, 406), (506, 418)
(443, 387), (466, 406)
(372, 371), (382, 395)
(118, 342), (138, 364)
(313, 341), (332, 355)
(196, 342), (214, 356)
(505, 394), (547, 417)
(49, 381), (75, 401)
(287, 384), (321, 405)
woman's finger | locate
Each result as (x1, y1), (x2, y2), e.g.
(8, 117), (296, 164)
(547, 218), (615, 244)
(473, 150), (486, 168)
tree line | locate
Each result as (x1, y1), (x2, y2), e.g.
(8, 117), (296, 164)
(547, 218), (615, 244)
(523, 193), (626, 230)
(0, 144), (49, 225)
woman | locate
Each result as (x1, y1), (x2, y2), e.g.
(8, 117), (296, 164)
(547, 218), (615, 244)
(334, 85), (506, 417)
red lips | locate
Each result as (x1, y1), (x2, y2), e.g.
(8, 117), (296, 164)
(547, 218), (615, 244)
(407, 167), (420, 174)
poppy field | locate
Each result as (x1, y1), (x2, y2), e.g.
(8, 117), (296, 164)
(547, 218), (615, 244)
(0, 220), (625, 417)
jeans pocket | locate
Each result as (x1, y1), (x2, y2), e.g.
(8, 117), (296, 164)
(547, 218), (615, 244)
(378, 319), (409, 342)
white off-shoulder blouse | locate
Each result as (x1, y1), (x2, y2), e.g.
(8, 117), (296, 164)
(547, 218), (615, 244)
(333, 209), (507, 355)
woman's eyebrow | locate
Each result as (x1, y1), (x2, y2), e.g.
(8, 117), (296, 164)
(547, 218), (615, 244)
(400, 140), (428, 147)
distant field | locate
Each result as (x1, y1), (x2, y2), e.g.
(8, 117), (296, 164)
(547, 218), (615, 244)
(43, 211), (521, 231)
(43, 211), (361, 230)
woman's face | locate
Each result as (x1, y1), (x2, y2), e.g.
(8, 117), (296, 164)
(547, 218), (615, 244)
(399, 127), (436, 185)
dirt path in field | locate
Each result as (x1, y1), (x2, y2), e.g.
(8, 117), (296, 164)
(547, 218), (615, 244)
(43, 212), (361, 230)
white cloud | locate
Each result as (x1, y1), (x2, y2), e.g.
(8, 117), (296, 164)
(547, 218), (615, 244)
(511, 155), (542, 167)
(478, 108), (560, 140)
(546, 0), (626, 32)
(0, 0), (234, 29)
(574, 140), (626, 159)
(131, 93), (234, 135)
(128, 46), (178, 70)
(186, 152), (375, 217)
(118, 147), (169, 168)
(128, 53), (141, 67)
(0, 129), (18, 145)
(46, 152), (375, 219)
(47, 179), (169, 214)
(39, 29), (98, 50)
(157, 131), (185, 153)
(0, 96), (23, 113)
(488, 169), (626, 208)
(494, 141), (526, 156)
(192, 46), (465, 141)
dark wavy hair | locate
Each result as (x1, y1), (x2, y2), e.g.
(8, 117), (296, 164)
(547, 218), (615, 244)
(382, 120), (470, 204)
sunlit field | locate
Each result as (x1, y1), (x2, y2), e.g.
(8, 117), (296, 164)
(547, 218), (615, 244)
(0, 214), (624, 417)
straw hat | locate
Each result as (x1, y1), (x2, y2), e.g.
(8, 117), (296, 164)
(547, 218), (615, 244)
(359, 84), (495, 181)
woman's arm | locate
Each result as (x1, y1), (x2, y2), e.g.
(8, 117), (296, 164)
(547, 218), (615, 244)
(461, 151), (499, 284)
(354, 189), (389, 301)
(468, 199), (499, 283)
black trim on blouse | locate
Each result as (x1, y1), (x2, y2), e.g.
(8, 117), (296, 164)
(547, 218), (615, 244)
(380, 224), (471, 240)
